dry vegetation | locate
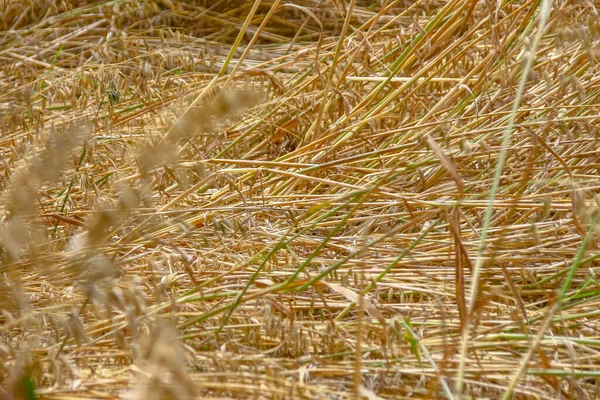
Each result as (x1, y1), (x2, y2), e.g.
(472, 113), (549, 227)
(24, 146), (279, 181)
(1, 0), (600, 398)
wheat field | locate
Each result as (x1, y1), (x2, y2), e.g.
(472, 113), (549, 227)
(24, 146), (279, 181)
(1, 0), (600, 399)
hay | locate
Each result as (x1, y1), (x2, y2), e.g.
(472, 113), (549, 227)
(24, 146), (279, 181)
(1, 0), (600, 398)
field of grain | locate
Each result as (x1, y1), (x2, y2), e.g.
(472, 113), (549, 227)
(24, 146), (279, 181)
(1, 1), (600, 399)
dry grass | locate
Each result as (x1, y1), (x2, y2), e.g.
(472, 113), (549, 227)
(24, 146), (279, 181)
(1, 0), (600, 398)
